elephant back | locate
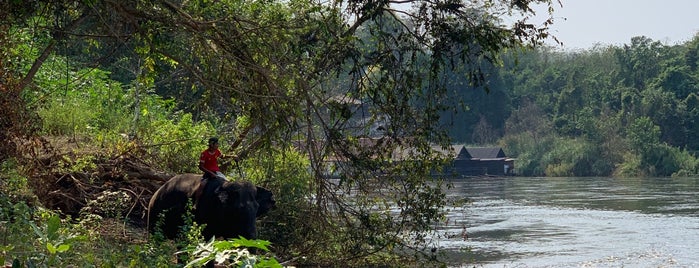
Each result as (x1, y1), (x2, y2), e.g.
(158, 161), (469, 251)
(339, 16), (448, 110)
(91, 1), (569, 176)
(147, 173), (202, 236)
(196, 179), (259, 239)
(195, 178), (254, 215)
(148, 174), (273, 240)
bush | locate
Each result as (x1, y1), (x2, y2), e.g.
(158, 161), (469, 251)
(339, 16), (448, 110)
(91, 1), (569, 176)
(142, 113), (215, 173)
(616, 144), (699, 177)
(541, 137), (609, 176)
(38, 96), (98, 136)
(181, 237), (281, 268)
(32, 60), (133, 138)
(0, 159), (36, 204)
(0, 190), (278, 267)
(242, 146), (315, 259)
(500, 133), (554, 176)
(615, 152), (644, 177)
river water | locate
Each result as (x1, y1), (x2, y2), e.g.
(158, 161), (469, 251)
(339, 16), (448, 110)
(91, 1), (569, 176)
(434, 177), (699, 267)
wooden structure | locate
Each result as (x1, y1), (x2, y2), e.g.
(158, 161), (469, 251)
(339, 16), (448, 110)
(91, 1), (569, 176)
(436, 146), (515, 177)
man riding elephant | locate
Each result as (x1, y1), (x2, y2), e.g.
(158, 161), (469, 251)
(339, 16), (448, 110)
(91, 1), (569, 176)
(199, 137), (228, 181)
(195, 137), (229, 208)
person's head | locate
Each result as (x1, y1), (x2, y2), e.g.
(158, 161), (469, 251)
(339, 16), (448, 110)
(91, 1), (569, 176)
(208, 137), (219, 149)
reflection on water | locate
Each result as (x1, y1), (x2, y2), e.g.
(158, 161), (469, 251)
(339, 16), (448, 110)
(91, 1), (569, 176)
(436, 177), (699, 267)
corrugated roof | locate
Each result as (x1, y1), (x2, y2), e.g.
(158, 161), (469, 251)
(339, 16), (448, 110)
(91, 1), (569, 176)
(464, 147), (506, 159)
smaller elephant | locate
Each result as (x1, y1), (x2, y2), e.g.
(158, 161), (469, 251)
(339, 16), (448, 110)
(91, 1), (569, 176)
(148, 173), (275, 240)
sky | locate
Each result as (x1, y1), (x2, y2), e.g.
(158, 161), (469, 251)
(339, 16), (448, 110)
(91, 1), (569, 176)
(531, 0), (699, 50)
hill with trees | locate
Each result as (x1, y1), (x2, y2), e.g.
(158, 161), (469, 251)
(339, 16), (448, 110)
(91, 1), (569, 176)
(444, 36), (699, 177)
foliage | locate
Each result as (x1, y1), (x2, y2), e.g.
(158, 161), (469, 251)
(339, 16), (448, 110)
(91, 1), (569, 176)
(627, 116), (660, 156)
(181, 237), (281, 268)
(30, 213), (87, 265)
(243, 146), (313, 200)
(615, 151), (644, 177)
(0, 159), (36, 204)
(239, 146), (332, 262)
(500, 132), (553, 176)
(6, 1), (699, 266)
(1, 193), (278, 267)
(0, 202), (89, 267)
(500, 100), (554, 176)
(80, 190), (132, 219)
(497, 34), (699, 177)
(2, 0), (598, 265)
(541, 137), (597, 177)
(142, 113), (215, 173)
(23, 46), (215, 172)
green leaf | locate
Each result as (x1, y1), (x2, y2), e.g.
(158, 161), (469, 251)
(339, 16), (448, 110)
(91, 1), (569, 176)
(256, 258), (283, 268)
(208, 237), (273, 253)
(56, 244), (70, 253)
(30, 223), (44, 240)
(46, 242), (57, 255)
(47, 215), (61, 241)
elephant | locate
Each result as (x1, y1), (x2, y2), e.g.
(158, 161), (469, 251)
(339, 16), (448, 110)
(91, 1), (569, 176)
(147, 173), (275, 240)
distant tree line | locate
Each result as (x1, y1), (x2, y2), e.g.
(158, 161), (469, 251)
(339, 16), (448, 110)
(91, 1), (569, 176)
(444, 35), (699, 177)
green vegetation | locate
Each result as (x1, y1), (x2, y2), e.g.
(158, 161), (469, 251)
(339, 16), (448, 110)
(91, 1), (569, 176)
(4, 0), (698, 267)
(0, 170), (279, 267)
(1, 0), (557, 266)
(448, 35), (699, 177)
(488, 37), (699, 177)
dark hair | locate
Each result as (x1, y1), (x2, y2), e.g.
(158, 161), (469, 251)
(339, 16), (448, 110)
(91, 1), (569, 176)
(208, 137), (219, 145)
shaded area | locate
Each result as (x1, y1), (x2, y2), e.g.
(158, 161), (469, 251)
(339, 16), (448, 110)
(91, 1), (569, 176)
(15, 137), (172, 226)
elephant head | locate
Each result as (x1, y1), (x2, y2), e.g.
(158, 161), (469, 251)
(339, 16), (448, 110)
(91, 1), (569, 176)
(148, 173), (275, 240)
(255, 186), (275, 217)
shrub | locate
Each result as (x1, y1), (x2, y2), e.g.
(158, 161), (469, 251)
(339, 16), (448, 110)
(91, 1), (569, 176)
(38, 96), (97, 136)
(142, 113), (215, 173)
(181, 237), (281, 268)
(541, 137), (604, 176)
(242, 146), (314, 257)
(0, 159), (36, 204)
(615, 152), (644, 177)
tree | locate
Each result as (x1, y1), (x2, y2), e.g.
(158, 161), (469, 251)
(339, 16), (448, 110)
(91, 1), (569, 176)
(614, 36), (666, 90)
(3, 0), (559, 264)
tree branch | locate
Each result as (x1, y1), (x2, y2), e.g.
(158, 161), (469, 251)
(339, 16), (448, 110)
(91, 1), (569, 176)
(17, 12), (90, 92)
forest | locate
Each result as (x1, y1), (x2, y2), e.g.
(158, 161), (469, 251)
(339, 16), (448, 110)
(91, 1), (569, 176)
(1, 0), (697, 267)
(452, 35), (699, 177)
(470, 36), (699, 177)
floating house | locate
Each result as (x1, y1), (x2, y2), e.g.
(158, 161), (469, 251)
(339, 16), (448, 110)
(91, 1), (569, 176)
(435, 145), (515, 177)
(296, 137), (515, 178)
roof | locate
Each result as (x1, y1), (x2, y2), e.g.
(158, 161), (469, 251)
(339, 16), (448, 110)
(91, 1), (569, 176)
(431, 144), (466, 159)
(464, 147), (506, 159)
(428, 145), (507, 160)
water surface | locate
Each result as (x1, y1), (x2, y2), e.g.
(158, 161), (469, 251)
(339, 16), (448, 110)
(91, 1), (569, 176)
(436, 177), (699, 267)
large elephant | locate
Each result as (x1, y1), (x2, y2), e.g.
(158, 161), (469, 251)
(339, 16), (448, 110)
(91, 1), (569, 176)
(147, 173), (275, 240)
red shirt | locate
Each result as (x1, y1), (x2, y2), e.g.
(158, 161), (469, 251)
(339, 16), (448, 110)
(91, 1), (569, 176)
(200, 148), (222, 172)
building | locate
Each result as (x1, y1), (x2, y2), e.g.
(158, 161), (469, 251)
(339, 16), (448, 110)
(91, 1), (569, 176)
(436, 146), (515, 177)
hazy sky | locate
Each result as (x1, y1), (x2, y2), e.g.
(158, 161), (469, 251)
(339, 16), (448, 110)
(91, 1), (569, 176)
(532, 0), (699, 50)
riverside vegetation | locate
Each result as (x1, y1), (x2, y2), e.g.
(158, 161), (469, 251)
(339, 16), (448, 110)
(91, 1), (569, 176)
(2, 0), (699, 267)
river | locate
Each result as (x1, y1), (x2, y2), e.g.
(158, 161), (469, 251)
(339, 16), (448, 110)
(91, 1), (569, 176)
(434, 176), (699, 267)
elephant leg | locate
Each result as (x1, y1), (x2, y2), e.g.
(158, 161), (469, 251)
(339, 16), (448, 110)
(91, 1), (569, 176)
(193, 177), (207, 209)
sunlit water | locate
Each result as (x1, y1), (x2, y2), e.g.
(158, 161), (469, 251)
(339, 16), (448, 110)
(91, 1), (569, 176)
(434, 177), (699, 267)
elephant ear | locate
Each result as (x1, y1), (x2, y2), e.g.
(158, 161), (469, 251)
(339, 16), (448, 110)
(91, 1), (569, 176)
(255, 186), (276, 217)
